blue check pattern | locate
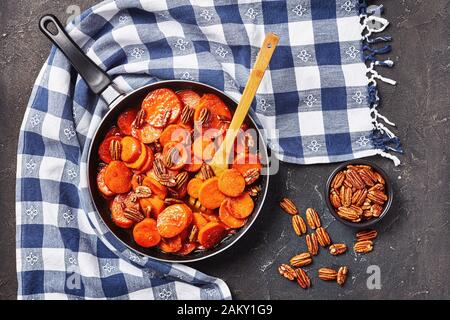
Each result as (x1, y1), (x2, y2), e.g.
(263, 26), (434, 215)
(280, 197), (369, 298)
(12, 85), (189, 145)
(16, 0), (397, 299)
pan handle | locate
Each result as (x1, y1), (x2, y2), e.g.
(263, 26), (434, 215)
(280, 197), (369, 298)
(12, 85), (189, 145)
(39, 14), (122, 105)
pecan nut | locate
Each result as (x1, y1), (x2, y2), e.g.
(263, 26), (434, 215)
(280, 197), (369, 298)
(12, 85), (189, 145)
(306, 233), (319, 256)
(134, 109), (146, 129)
(356, 229), (378, 241)
(306, 208), (321, 229)
(295, 268), (311, 289)
(200, 163), (215, 180)
(330, 189), (342, 208)
(331, 171), (345, 189)
(279, 197), (298, 215)
(318, 268), (338, 281)
(164, 198), (184, 206)
(292, 215), (307, 236)
(373, 172), (385, 184)
(243, 168), (260, 185)
(278, 264), (297, 281)
(358, 168), (376, 187)
(134, 186), (152, 198)
(109, 139), (122, 161)
(340, 186), (352, 207)
(370, 203), (383, 217)
(337, 266), (348, 286)
(337, 206), (361, 222)
(248, 185), (261, 197)
(180, 106), (195, 125)
(354, 240), (374, 253)
(329, 243), (347, 256)
(175, 171), (189, 189)
(351, 189), (368, 206)
(289, 252), (312, 267)
(315, 227), (331, 247)
(367, 190), (388, 205)
(346, 169), (365, 190)
(123, 207), (145, 223)
(196, 108), (210, 126)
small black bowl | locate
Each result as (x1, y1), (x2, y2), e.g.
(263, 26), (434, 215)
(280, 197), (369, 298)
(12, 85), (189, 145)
(324, 160), (393, 228)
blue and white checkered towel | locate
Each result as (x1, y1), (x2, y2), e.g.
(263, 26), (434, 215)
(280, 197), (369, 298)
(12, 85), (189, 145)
(16, 0), (401, 299)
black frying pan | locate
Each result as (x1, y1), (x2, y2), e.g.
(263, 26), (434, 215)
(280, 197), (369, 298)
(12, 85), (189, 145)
(39, 14), (269, 263)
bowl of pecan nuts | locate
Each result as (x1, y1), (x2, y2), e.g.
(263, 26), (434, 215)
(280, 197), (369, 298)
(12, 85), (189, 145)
(325, 160), (393, 228)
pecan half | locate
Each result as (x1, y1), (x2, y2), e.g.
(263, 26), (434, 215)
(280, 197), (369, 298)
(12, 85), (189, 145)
(279, 197), (298, 215)
(123, 208), (145, 223)
(356, 229), (378, 241)
(352, 189), (368, 206)
(109, 139), (121, 161)
(354, 240), (374, 253)
(196, 108), (210, 126)
(175, 171), (189, 189)
(330, 189), (342, 208)
(358, 168), (376, 187)
(243, 168), (260, 185)
(346, 169), (365, 190)
(295, 268), (311, 289)
(315, 227), (331, 247)
(329, 243), (347, 256)
(248, 185), (261, 197)
(278, 264), (297, 281)
(337, 266), (348, 286)
(200, 163), (215, 180)
(290, 252), (312, 267)
(180, 107), (195, 125)
(305, 208), (321, 229)
(340, 186), (352, 207)
(331, 172), (345, 189)
(337, 206), (361, 222)
(292, 215), (307, 236)
(134, 109), (146, 129)
(369, 183), (384, 192)
(367, 190), (388, 205)
(373, 172), (385, 184)
(164, 198), (184, 206)
(189, 225), (198, 243)
(306, 233), (319, 256)
(149, 141), (163, 154)
(134, 186), (152, 198)
(318, 268), (338, 281)
(361, 200), (372, 210)
(164, 146), (179, 169)
(370, 203), (383, 217)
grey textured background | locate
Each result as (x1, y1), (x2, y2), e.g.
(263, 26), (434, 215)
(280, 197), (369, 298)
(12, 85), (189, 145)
(1, 0), (449, 300)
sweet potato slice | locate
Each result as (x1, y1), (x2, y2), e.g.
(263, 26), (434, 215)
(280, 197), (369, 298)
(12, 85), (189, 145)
(218, 169), (245, 197)
(98, 136), (122, 164)
(193, 136), (216, 162)
(105, 126), (122, 138)
(177, 90), (201, 109)
(104, 161), (133, 194)
(159, 124), (191, 147)
(133, 218), (161, 248)
(198, 222), (227, 249)
(142, 176), (167, 200)
(187, 178), (203, 199)
(226, 193), (254, 219)
(133, 147), (154, 174)
(140, 196), (166, 219)
(198, 177), (226, 210)
(97, 167), (115, 197)
(132, 123), (163, 144)
(159, 235), (182, 253)
(193, 212), (209, 229)
(142, 88), (182, 127)
(219, 199), (247, 229)
(184, 157), (203, 173)
(110, 194), (134, 229)
(125, 144), (148, 169)
(121, 136), (142, 163)
(117, 108), (138, 136)
(157, 204), (193, 238)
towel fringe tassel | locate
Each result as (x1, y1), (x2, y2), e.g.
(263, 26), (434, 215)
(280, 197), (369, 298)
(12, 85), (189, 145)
(359, 2), (402, 166)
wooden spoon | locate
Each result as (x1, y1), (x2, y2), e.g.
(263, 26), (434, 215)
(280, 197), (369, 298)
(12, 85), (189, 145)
(209, 32), (279, 175)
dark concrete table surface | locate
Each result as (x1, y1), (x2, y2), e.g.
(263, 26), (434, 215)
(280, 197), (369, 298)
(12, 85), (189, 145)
(1, 0), (449, 300)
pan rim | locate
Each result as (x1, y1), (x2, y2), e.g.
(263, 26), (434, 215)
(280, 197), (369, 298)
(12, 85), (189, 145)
(87, 80), (270, 263)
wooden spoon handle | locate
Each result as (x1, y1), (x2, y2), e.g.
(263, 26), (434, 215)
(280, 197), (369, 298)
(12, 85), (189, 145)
(211, 32), (279, 170)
